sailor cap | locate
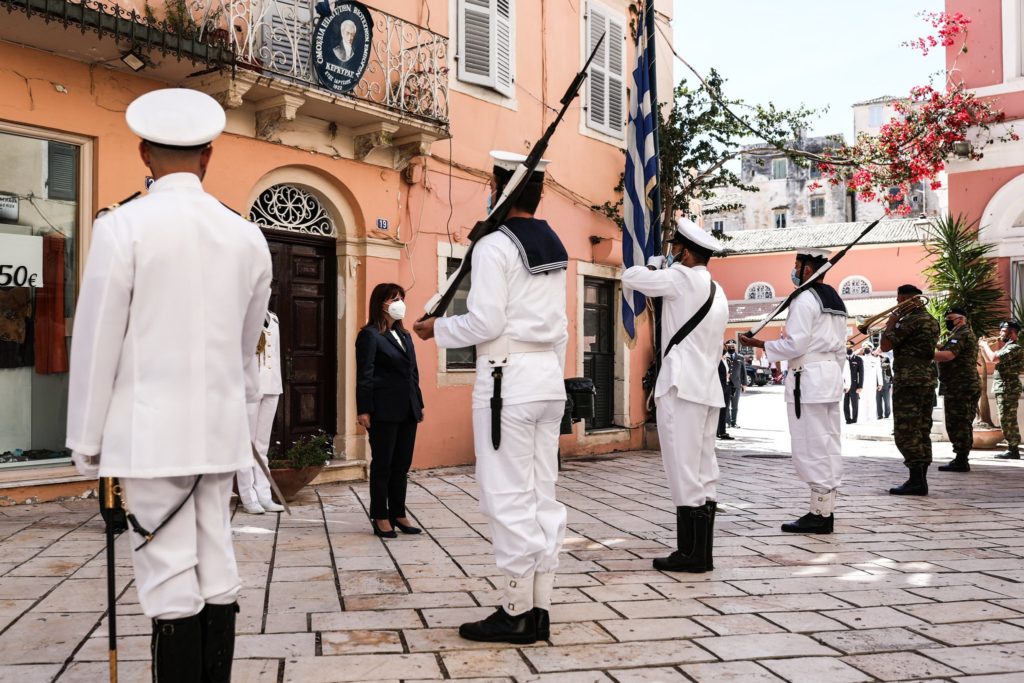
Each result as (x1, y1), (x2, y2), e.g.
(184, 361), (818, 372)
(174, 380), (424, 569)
(490, 150), (550, 174)
(669, 217), (723, 253)
(795, 247), (832, 260)
(126, 88), (226, 148)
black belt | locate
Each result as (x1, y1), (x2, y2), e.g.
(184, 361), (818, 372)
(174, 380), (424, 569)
(491, 367), (503, 449)
(793, 371), (802, 419)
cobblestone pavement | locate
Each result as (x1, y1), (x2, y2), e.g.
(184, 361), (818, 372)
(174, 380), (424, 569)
(3, 398), (1024, 681)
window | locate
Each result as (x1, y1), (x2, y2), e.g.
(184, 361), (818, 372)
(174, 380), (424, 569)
(840, 276), (872, 296)
(444, 258), (476, 369)
(585, 2), (627, 138)
(712, 220), (724, 233)
(868, 105), (883, 127)
(809, 163), (822, 179)
(772, 158), (788, 180)
(774, 210), (787, 229)
(810, 197), (825, 218)
(583, 278), (615, 429)
(262, 0), (313, 78)
(887, 186), (903, 212)
(745, 282), (775, 300)
(47, 142), (78, 201)
(457, 0), (515, 97)
(1013, 260), (1024, 317)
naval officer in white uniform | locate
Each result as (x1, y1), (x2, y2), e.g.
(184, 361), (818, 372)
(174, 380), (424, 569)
(237, 310), (286, 514)
(621, 218), (728, 573)
(741, 248), (847, 534)
(66, 88), (272, 682)
(414, 151), (567, 645)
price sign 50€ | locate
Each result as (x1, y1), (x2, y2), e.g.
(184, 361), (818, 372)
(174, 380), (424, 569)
(0, 234), (44, 288)
(0, 265), (39, 287)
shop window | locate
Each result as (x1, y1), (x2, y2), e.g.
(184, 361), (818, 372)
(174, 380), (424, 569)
(444, 258), (476, 369)
(810, 196), (825, 217)
(583, 278), (615, 429)
(0, 129), (82, 469)
(745, 282), (775, 300)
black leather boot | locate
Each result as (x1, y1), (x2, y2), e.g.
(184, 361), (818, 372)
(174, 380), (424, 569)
(653, 506), (710, 573)
(889, 464), (929, 495)
(459, 607), (538, 644)
(199, 602), (239, 683)
(996, 445), (1021, 460)
(151, 614), (202, 683)
(705, 501), (717, 570)
(938, 454), (970, 472)
(781, 513), (834, 534)
(533, 607), (550, 640)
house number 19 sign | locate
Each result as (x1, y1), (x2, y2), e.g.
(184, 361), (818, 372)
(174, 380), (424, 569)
(0, 234), (44, 287)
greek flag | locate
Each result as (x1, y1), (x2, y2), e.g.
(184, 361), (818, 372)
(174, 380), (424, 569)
(621, 11), (659, 342)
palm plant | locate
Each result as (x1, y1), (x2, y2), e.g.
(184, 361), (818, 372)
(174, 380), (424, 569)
(923, 214), (1006, 425)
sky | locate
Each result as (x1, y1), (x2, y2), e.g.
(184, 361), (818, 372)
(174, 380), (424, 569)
(672, 0), (946, 142)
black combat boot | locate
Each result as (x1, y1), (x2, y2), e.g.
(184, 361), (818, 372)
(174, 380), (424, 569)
(889, 464), (929, 495)
(653, 506), (710, 573)
(781, 513), (835, 534)
(151, 614), (202, 683)
(459, 607), (538, 644)
(705, 500), (717, 570)
(199, 602), (239, 683)
(938, 453), (970, 472)
(533, 607), (550, 640)
(996, 445), (1021, 460)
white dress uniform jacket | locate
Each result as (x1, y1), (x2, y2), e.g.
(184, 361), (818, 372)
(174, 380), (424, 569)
(258, 312), (284, 396)
(66, 173), (273, 478)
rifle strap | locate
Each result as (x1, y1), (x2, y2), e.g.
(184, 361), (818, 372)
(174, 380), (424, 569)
(664, 282), (717, 357)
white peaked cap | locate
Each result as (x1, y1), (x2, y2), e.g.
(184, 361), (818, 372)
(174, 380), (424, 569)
(796, 247), (833, 260)
(670, 217), (723, 252)
(490, 150), (550, 173)
(126, 88), (226, 147)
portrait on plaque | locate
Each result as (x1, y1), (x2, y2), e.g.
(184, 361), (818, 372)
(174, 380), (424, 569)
(313, 2), (373, 94)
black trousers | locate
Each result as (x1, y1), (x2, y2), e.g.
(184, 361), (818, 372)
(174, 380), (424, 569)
(368, 412), (418, 520)
(717, 407), (728, 436)
(877, 383), (892, 419)
(844, 390), (860, 423)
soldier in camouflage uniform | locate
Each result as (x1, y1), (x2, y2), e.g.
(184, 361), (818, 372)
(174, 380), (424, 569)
(880, 284), (939, 495)
(934, 306), (979, 473)
(980, 320), (1024, 459)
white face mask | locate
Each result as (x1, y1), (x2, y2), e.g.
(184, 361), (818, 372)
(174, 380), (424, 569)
(387, 299), (406, 321)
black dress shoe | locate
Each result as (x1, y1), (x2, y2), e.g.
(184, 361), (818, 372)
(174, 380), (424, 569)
(781, 513), (834, 534)
(938, 457), (970, 472)
(717, 433), (734, 440)
(459, 607), (538, 644)
(391, 519), (422, 534)
(371, 520), (397, 538)
(534, 607), (550, 640)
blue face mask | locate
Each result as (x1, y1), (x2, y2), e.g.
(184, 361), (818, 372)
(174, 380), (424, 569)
(485, 193), (493, 215)
(791, 268), (802, 286)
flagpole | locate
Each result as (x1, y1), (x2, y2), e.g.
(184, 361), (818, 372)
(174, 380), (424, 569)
(644, 0), (665, 377)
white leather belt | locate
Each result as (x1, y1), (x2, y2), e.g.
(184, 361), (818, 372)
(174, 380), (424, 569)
(791, 352), (839, 371)
(477, 337), (555, 368)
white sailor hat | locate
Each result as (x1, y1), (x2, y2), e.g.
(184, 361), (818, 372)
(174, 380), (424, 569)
(490, 150), (550, 174)
(795, 247), (832, 260)
(668, 217), (723, 253)
(126, 88), (226, 148)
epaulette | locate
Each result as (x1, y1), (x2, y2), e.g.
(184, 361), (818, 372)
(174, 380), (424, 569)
(95, 191), (141, 219)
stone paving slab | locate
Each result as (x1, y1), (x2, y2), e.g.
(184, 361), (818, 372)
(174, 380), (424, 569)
(2, 400), (1024, 680)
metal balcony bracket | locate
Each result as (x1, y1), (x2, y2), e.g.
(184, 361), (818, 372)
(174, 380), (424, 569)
(353, 122), (400, 160)
(255, 94), (306, 141)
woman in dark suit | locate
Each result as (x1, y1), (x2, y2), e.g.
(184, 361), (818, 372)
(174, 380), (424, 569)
(356, 283), (425, 538)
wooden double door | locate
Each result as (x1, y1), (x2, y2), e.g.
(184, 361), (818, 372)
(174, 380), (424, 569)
(264, 230), (338, 452)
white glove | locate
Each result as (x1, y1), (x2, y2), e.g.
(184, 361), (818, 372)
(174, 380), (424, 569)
(72, 451), (100, 478)
(647, 255), (665, 269)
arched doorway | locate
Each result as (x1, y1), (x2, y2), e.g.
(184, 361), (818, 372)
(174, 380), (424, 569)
(249, 183), (338, 452)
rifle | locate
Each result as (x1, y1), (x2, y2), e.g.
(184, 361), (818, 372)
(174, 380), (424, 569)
(422, 33), (606, 319)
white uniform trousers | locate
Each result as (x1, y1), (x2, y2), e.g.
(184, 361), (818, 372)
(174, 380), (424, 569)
(238, 394), (278, 505)
(655, 392), (720, 507)
(787, 402), (843, 489)
(473, 400), (567, 579)
(122, 472), (240, 620)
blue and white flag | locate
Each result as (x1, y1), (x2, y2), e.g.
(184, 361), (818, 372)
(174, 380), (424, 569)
(621, 8), (659, 342)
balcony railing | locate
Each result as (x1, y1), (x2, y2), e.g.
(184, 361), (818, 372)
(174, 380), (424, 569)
(191, 0), (450, 126)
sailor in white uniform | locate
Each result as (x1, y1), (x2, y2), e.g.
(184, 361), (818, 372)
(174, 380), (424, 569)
(66, 89), (272, 681)
(237, 310), (286, 514)
(621, 218), (728, 573)
(740, 248), (847, 534)
(414, 151), (567, 645)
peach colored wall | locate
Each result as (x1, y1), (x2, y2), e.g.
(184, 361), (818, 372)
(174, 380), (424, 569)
(946, 0), (1004, 89)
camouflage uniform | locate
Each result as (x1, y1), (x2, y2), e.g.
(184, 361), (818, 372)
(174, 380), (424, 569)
(937, 324), (979, 458)
(994, 340), (1024, 448)
(883, 308), (940, 467)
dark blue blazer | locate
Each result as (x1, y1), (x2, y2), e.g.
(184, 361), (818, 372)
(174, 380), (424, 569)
(355, 324), (424, 422)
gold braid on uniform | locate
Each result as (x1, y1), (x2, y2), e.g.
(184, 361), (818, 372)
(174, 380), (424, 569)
(256, 330), (267, 364)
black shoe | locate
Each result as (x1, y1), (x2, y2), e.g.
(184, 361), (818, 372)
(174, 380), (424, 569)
(371, 520), (397, 538)
(781, 513), (834, 534)
(890, 465), (929, 495)
(717, 433), (734, 440)
(199, 602), (239, 683)
(996, 446), (1021, 460)
(390, 518), (422, 535)
(705, 500), (717, 570)
(152, 614), (203, 682)
(653, 506), (710, 573)
(533, 607), (550, 640)
(938, 457), (970, 472)
(459, 607), (538, 644)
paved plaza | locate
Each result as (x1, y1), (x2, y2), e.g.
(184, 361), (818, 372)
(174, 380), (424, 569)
(2, 389), (1024, 681)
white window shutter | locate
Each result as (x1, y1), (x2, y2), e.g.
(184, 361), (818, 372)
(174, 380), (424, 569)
(606, 12), (626, 136)
(458, 0), (494, 88)
(494, 0), (515, 97)
(586, 4), (610, 131)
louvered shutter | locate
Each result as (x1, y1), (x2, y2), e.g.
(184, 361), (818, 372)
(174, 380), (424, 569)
(459, 0), (515, 96)
(586, 3), (626, 138)
(47, 142), (78, 201)
(264, 0), (313, 78)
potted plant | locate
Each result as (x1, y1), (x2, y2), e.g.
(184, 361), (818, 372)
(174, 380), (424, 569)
(923, 214), (1005, 448)
(268, 431), (333, 502)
